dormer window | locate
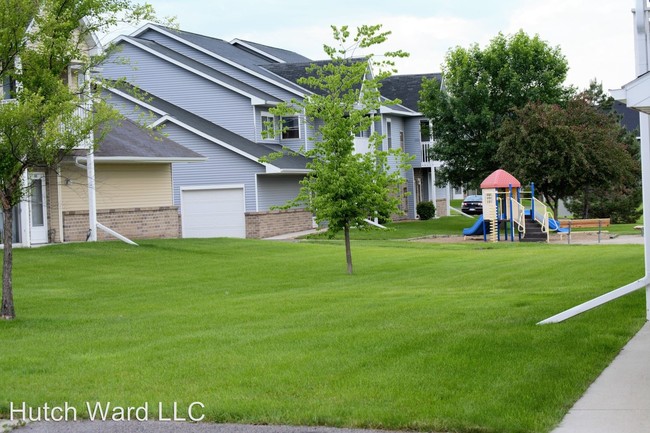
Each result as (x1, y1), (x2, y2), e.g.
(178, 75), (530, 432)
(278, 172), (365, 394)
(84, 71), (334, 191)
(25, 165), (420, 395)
(281, 116), (300, 140)
(261, 111), (276, 138)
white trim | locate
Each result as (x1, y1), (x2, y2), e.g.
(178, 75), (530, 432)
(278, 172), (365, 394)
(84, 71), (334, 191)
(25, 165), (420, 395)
(107, 86), (168, 117)
(116, 36), (268, 104)
(254, 173), (260, 212)
(229, 39), (286, 63)
(76, 156), (206, 164)
(180, 183), (246, 192)
(128, 24), (306, 98)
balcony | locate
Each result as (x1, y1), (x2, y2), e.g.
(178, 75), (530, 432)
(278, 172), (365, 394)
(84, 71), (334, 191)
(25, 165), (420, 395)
(421, 141), (433, 167)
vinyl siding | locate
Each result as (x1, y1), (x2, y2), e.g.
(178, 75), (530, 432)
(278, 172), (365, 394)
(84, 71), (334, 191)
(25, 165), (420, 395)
(137, 30), (303, 102)
(163, 123), (264, 212)
(60, 164), (173, 211)
(257, 174), (304, 211)
(404, 117), (424, 167)
(101, 91), (163, 125)
(101, 43), (256, 140)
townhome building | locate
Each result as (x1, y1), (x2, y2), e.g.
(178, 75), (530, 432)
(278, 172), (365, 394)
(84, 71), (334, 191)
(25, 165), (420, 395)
(99, 24), (450, 239)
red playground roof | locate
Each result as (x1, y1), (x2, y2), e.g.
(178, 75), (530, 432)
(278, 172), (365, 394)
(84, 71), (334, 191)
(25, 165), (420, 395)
(480, 169), (521, 188)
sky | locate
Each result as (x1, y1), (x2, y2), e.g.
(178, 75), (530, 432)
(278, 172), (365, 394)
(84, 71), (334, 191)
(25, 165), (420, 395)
(102, 0), (638, 92)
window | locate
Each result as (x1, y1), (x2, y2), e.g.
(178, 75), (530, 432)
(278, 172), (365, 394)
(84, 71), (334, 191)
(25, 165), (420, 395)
(399, 130), (405, 151)
(281, 116), (300, 140)
(386, 119), (392, 148)
(420, 120), (431, 142)
(2, 75), (16, 100)
(261, 111), (275, 138)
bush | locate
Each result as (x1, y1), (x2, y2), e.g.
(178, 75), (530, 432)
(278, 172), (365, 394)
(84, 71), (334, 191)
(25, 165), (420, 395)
(417, 201), (436, 220)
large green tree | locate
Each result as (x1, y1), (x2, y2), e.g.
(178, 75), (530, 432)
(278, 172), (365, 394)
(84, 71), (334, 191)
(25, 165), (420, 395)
(496, 87), (640, 219)
(267, 25), (411, 274)
(0, 0), (158, 320)
(419, 30), (569, 188)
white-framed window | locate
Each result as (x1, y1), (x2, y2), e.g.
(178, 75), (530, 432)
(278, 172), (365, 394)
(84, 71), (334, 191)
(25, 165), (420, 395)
(399, 130), (405, 151)
(261, 111), (276, 138)
(281, 116), (300, 140)
(386, 119), (392, 148)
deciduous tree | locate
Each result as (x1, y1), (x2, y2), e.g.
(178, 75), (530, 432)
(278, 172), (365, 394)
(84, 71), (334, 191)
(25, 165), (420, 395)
(0, 0), (159, 320)
(419, 30), (569, 188)
(496, 88), (640, 219)
(267, 25), (411, 274)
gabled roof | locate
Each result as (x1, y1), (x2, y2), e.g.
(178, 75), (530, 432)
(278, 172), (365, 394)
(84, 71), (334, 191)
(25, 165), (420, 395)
(380, 73), (441, 112)
(129, 24), (309, 97)
(94, 118), (205, 162)
(107, 84), (309, 172)
(230, 39), (312, 64)
(263, 58), (369, 96)
(114, 36), (281, 105)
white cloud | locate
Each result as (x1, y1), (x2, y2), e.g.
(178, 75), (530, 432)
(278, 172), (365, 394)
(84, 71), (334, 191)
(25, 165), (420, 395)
(507, 0), (635, 90)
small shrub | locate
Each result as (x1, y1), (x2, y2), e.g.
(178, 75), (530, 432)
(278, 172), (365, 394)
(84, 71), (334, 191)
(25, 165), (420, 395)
(417, 201), (436, 220)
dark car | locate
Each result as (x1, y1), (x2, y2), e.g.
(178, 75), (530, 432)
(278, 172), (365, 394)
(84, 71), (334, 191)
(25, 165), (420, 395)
(461, 195), (483, 215)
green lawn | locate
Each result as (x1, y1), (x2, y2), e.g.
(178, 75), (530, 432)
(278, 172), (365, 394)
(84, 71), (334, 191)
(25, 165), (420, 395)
(304, 216), (476, 240)
(0, 238), (646, 433)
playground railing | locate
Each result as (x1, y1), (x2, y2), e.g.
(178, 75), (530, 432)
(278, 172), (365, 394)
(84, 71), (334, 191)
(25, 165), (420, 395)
(510, 197), (526, 235)
(532, 197), (551, 242)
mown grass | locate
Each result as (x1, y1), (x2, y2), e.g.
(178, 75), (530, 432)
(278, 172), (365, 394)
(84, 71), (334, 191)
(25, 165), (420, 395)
(304, 216), (475, 240)
(0, 239), (645, 433)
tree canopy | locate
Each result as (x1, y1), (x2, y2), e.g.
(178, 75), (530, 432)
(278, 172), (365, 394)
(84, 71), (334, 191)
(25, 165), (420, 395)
(418, 30), (569, 188)
(0, 0), (159, 320)
(266, 25), (411, 274)
(496, 84), (640, 219)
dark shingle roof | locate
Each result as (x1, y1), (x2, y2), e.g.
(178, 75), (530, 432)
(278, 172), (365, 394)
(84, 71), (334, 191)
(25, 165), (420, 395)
(380, 73), (441, 112)
(612, 100), (640, 134)
(109, 84), (309, 171)
(232, 39), (312, 64)
(263, 58), (367, 96)
(70, 118), (204, 161)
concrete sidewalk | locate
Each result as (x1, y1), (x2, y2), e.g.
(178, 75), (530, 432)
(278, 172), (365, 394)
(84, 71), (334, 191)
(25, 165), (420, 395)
(552, 321), (650, 433)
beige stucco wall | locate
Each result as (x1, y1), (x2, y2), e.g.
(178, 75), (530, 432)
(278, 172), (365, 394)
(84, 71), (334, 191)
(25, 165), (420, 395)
(60, 163), (173, 212)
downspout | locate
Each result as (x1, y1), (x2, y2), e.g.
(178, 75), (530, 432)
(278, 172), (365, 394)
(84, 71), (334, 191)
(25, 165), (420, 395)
(75, 155), (138, 246)
(56, 167), (64, 242)
(86, 148), (97, 242)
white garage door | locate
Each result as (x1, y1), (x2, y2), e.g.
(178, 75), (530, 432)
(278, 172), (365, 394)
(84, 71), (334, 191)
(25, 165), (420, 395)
(181, 186), (246, 238)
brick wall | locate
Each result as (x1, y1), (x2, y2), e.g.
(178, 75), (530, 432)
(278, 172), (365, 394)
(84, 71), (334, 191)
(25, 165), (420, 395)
(245, 209), (313, 239)
(62, 206), (180, 242)
(436, 199), (448, 217)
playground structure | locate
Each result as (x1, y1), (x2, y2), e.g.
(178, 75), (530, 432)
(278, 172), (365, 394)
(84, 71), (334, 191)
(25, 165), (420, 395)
(462, 169), (569, 242)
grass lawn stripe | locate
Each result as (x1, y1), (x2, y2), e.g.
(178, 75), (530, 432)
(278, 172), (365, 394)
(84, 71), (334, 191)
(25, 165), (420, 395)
(0, 239), (644, 433)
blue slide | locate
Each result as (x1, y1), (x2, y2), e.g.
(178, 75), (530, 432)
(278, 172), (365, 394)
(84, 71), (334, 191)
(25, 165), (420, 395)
(549, 218), (570, 234)
(462, 215), (485, 236)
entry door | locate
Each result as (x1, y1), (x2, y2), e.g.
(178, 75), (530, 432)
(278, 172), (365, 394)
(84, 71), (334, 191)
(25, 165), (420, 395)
(29, 173), (48, 244)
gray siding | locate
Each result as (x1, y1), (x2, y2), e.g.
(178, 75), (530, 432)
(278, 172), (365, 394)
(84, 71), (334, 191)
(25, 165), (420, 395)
(163, 123), (264, 212)
(137, 29), (303, 102)
(102, 43), (256, 141)
(257, 174), (304, 211)
(102, 91), (162, 125)
(404, 117), (423, 167)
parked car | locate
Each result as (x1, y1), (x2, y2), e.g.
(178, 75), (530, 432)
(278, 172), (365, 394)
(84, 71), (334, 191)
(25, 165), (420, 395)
(461, 195), (483, 215)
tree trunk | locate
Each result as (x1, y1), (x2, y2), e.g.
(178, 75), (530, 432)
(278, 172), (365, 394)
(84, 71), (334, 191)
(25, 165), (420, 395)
(582, 186), (590, 219)
(1, 205), (15, 320)
(344, 223), (353, 275)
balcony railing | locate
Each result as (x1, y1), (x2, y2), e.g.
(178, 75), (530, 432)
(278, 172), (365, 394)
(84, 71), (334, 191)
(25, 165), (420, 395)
(421, 141), (432, 163)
